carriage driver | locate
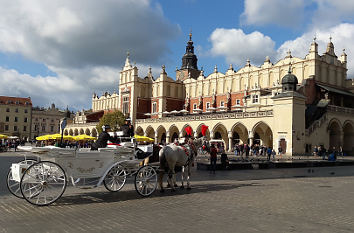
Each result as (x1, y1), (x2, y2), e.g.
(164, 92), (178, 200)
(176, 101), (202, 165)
(91, 125), (116, 150)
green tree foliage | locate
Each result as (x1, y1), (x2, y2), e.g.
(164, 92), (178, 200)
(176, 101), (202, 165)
(96, 110), (125, 133)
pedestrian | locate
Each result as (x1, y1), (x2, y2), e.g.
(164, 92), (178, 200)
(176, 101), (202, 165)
(210, 144), (217, 174)
(271, 149), (276, 159)
(266, 147), (272, 161)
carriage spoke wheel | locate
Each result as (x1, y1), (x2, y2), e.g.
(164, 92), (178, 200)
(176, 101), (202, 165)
(20, 161), (66, 206)
(135, 165), (157, 197)
(7, 159), (37, 198)
(104, 164), (127, 192)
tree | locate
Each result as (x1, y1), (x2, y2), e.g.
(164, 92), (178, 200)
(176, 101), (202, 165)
(96, 110), (125, 134)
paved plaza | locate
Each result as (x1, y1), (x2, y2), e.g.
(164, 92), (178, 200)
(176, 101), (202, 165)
(1, 152), (354, 232)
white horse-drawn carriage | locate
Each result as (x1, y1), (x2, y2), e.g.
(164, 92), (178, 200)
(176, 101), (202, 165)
(6, 142), (158, 206)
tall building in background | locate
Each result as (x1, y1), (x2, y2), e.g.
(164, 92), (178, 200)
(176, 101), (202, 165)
(0, 96), (32, 140)
(68, 35), (354, 156)
(31, 103), (72, 139)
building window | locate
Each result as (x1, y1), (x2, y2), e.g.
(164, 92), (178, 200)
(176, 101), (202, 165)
(15, 108), (18, 113)
(252, 94), (259, 103)
(193, 103), (197, 110)
(236, 99), (241, 105)
(14, 126), (18, 131)
(206, 102), (210, 109)
(24, 117), (27, 123)
(15, 101), (19, 104)
(24, 109), (28, 113)
(34, 125), (38, 131)
(23, 126), (27, 132)
(42, 125), (45, 132)
(50, 126), (54, 132)
(51, 119), (54, 123)
(5, 116), (9, 122)
(5, 125), (9, 131)
(220, 101), (224, 107)
(35, 118), (38, 121)
(6, 108), (9, 112)
(14, 117), (18, 122)
(152, 102), (157, 113)
(123, 96), (129, 115)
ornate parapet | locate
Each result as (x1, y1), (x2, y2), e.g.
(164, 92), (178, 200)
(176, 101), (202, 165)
(66, 122), (98, 128)
(136, 110), (273, 124)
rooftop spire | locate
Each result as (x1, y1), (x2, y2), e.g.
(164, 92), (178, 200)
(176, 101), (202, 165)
(123, 51), (132, 70)
(189, 30), (192, 41)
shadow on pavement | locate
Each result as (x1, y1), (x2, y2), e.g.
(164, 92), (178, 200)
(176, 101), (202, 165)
(55, 182), (263, 206)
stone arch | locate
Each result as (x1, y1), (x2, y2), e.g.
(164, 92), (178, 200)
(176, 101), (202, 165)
(85, 128), (90, 136)
(136, 126), (144, 136)
(168, 125), (179, 143)
(80, 128), (85, 135)
(74, 129), (79, 136)
(343, 121), (354, 155)
(231, 122), (249, 146)
(69, 129), (73, 136)
(212, 122), (229, 150)
(64, 129), (68, 136)
(156, 125), (167, 144)
(180, 124), (193, 137)
(91, 128), (97, 137)
(328, 118), (342, 151)
(252, 121), (273, 147)
(196, 123), (211, 140)
(145, 126), (155, 141)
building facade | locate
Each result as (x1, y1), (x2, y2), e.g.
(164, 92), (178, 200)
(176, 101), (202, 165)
(0, 96), (32, 140)
(82, 35), (354, 155)
(31, 104), (71, 139)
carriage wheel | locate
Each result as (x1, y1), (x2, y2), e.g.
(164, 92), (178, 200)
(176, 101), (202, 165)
(20, 161), (67, 206)
(103, 164), (127, 192)
(134, 165), (157, 197)
(7, 159), (37, 198)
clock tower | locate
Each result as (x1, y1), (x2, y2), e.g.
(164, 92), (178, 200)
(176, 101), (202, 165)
(176, 32), (201, 81)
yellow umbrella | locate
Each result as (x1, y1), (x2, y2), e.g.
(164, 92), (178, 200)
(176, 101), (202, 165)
(0, 134), (8, 139)
(36, 135), (51, 141)
(134, 135), (154, 142)
(73, 134), (96, 141)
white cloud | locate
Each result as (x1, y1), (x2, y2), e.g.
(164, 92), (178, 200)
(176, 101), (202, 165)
(277, 23), (354, 76)
(209, 28), (276, 67)
(0, 0), (180, 109)
(241, 0), (306, 27)
(311, 1), (354, 28)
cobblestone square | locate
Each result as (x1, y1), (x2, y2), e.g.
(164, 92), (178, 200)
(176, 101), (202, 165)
(1, 153), (354, 233)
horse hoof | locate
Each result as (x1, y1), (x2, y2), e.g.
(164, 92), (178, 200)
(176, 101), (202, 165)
(180, 185), (185, 189)
(174, 184), (178, 188)
(187, 187), (191, 190)
(160, 189), (165, 193)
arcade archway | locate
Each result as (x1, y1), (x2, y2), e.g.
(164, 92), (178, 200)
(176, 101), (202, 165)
(328, 119), (341, 151)
(343, 122), (354, 155)
(252, 121), (273, 147)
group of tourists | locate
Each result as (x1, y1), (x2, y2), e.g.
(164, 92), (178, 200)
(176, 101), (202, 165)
(233, 144), (278, 161)
(313, 145), (343, 161)
(0, 139), (24, 152)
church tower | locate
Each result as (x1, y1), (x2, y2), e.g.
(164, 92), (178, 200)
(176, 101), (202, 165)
(176, 32), (201, 81)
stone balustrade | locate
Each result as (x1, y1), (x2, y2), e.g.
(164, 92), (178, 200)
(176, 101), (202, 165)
(136, 110), (273, 124)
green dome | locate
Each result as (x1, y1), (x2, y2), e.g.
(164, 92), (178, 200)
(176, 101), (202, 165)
(282, 70), (298, 85)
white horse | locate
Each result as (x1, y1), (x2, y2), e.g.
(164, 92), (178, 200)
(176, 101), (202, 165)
(158, 137), (204, 192)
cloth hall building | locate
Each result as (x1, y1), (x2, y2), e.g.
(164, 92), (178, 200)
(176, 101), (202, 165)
(71, 34), (354, 156)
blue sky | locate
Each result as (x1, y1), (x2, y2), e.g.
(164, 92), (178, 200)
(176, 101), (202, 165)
(1, 0), (354, 110)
